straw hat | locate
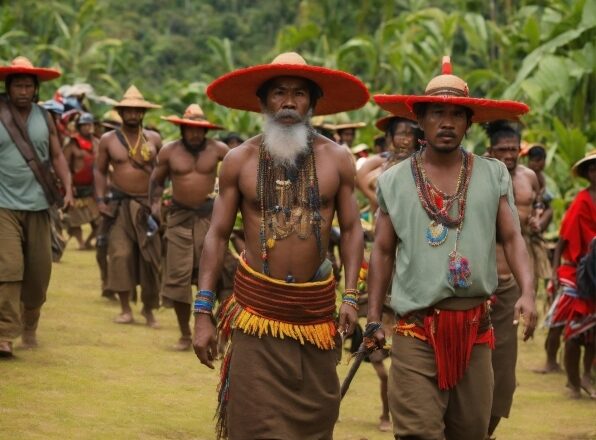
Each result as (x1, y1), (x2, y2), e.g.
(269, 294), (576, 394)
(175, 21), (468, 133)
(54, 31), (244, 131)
(0, 56), (60, 81)
(374, 56), (529, 123)
(572, 150), (596, 179)
(114, 85), (161, 109)
(322, 112), (366, 131)
(101, 110), (122, 129)
(161, 104), (223, 130)
(351, 143), (369, 154)
(206, 52), (369, 116)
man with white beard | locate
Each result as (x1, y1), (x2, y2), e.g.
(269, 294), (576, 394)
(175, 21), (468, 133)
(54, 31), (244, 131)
(192, 52), (369, 439)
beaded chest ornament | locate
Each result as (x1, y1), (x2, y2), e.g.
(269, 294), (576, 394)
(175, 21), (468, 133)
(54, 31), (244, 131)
(411, 148), (474, 288)
(256, 132), (323, 276)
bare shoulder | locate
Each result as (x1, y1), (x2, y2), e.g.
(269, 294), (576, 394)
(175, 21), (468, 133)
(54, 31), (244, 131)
(313, 133), (351, 162)
(159, 139), (180, 157)
(227, 135), (260, 160)
(208, 138), (230, 156)
(144, 129), (162, 143)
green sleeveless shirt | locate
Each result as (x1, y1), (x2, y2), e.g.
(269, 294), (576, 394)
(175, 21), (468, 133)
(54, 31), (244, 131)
(0, 104), (50, 211)
(377, 154), (518, 316)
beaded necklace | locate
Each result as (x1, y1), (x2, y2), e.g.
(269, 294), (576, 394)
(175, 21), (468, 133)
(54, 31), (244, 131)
(118, 128), (152, 161)
(257, 132), (323, 276)
(411, 147), (474, 288)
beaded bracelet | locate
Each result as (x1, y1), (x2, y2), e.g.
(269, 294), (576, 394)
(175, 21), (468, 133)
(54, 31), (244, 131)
(193, 290), (215, 316)
(342, 288), (360, 311)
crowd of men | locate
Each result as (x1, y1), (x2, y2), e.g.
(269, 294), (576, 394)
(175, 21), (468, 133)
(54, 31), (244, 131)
(0, 53), (594, 440)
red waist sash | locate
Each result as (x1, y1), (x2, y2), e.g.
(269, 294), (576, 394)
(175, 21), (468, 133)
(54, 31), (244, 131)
(395, 302), (494, 390)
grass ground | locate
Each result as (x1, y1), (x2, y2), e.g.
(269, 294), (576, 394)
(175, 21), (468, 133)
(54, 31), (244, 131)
(1, 240), (595, 439)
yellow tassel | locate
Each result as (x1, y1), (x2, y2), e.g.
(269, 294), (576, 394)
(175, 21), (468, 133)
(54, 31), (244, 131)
(227, 301), (335, 350)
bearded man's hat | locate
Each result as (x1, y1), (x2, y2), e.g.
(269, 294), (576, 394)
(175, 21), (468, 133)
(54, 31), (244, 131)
(161, 104), (223, 130)
(206, 52), (369, 116)
(0, 56), (61, 81)
(374, 56), (529, 123)
(114, 85), (161, 109)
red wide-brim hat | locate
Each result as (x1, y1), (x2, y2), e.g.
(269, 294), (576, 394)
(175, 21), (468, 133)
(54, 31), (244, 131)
(374, 56), (529, 124)
(206, 52), (370, 116)
(0, 56), (61, 81)
(161, 104), (223, 130)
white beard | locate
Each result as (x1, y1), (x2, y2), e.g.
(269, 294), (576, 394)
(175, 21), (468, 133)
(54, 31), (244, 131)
(263, 109), (313, 167)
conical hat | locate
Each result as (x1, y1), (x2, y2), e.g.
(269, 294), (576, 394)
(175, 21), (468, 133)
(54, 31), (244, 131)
(0, 56), (60, 81)
(161, 104), (223, 130)
(375, 115), (418, 132)
(572, 150), (596, 178)
(374, 56), (529, 123)
(206, 52), (369, 116)
(114, 85), (161, 109)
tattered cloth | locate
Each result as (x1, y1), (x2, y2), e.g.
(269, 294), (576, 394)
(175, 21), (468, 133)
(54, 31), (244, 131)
(394, 298), (494, 390)
(215, 255), (337, 439)
(218, 255), (337, 350)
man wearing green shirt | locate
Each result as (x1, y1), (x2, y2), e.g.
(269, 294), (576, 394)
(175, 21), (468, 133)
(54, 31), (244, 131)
(366, 57), (537, 439)
(0, 57), (73, 358)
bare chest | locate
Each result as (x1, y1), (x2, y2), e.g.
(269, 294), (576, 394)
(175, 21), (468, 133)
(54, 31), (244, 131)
(169, 149), (219, 176)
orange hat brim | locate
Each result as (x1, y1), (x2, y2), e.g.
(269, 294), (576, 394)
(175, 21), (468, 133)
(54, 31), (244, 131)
(0, 66), (61, 81)
(207, 64), (370, 116)
(374, 95), (529, 123)
(161, 115), (223, 130)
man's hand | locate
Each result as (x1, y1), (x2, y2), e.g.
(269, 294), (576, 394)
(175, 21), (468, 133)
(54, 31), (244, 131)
(97, 201), (112, 217)
(62, 189), (74, 210)
(337, 303), (358, 337)
(514, 293), (537, 341)
(366, 321), (386, 351)
(192, 313), (218, 369)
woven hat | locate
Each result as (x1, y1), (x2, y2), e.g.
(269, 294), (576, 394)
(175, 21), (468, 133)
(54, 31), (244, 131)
(572, 150), (596, 178)
(351, 143), (369, 154)
(0, 56), (61, 81)
(161, 104), (223, 130)
(206, 52), (369, 116)
(374, 56), (529, 123)
(101, 110), (122, 129)
(114, 85), (161, 109)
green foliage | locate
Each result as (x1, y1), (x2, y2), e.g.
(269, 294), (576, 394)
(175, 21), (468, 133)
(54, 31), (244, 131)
(2, 0), (594, 216)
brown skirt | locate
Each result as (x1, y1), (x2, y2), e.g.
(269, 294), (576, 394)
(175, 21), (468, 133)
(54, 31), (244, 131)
(225, 330), (340, 440)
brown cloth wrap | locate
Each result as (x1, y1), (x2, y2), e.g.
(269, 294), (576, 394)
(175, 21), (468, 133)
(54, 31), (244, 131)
(161, 199), (236, 305)
(104, 189), (161, 309)
(215, 256), (339, 439)
(490, 275), (521, 418)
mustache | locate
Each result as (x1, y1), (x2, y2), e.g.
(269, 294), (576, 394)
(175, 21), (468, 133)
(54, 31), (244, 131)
(437, 130), (456, 138)
(274, 109), (303, 123)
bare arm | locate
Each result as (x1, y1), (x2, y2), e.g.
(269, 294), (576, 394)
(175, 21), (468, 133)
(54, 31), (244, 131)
(336, 147), (364, 335)
(193, 151), (241, 369)
(356, 156), (383, 208)
(497, 195), (537, 340)
(148, 145), (170, 220)
(366, 210), (397, 346)
(47, 114), (73, 208)
(94, 135), (110, 215)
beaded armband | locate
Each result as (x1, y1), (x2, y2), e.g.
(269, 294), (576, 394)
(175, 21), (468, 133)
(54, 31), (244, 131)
(342, 288), (360, 311)
(193, 290), (215, 316)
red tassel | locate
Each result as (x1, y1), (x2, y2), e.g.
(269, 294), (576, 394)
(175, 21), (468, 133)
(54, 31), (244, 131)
(424, 307), (481, 390)
(441, 56), (452, 75)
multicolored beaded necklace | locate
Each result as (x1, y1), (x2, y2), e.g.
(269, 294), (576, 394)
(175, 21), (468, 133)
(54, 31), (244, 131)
(256, 133), (323, 276)
(411, 147), (474, 288)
